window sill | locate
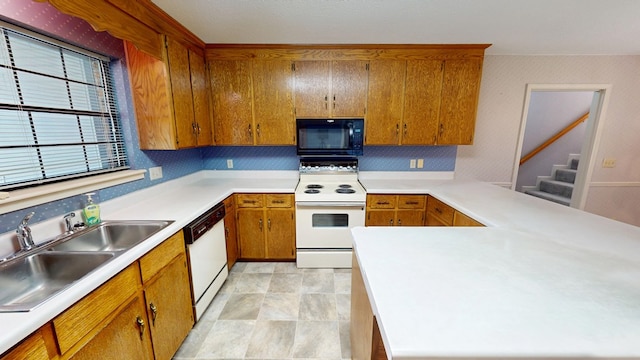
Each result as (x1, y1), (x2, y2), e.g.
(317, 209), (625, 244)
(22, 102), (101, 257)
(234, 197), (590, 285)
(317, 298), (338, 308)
(0, 170), (146, 215)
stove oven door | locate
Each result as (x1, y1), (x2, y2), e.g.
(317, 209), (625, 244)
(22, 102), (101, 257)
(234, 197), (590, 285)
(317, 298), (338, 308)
(295, 201), (365, 249)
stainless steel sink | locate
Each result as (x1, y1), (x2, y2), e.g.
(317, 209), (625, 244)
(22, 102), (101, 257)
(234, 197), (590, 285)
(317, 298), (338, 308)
(49, 220), (173, 252)
(0, 220), (173, 312)
(0, 252), (116, 312)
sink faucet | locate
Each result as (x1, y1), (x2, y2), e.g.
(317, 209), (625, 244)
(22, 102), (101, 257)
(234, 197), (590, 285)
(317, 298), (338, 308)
(64, 212), (76, 233)
(16, 212), (35, 251)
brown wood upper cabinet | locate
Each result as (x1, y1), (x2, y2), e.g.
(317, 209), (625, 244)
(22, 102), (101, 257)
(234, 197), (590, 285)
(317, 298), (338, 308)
(366, 58), (483, 146)
(126, 37), (213, 149)
(209, 60), (295, 145)
(294, 61), (368, 117)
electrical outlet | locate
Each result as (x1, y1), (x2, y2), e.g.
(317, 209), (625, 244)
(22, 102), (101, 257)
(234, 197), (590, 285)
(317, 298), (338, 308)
(410, 159), (416, 169)
(602, 158), (616, 168)
(227, 159), (234, 169)
(417, 159), (424, 168)
(149, 166), (163, 180)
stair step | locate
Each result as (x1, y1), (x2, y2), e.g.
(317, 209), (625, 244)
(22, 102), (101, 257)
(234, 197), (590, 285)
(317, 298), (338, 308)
(555, 168), (577, 184)
(539, 179), (574, 198)
(570, 158), (579, 170)
(524, 190), (571, 206)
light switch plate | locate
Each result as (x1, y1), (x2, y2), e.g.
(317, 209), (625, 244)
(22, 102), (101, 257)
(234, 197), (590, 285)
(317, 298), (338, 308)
(410, 159), (416, 169)
(417, 159), (424, 168)
(149, 166), (163, 180)
(227, 159), (234, 169)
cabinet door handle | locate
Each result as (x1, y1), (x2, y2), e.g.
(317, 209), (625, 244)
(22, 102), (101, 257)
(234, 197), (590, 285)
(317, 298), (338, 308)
(248, 123), (252, 137)
(324, 95), (328, 109)
(192, 122), (197, 135)
(257, 123), (261, 137)
(259, 218), (263, 231)
(225, 227), (229, 238)
(389, 219), (393, 226)
(149, 303), (158, 326)
(403, 123), (407, 136)
(333, 95), (336, 109)
(439, 123), (444, 136)
(396, 124), (399, 138)
(398, 219), (402, 226)
(136, 316), (145, 339)
(435, 207), (442, 214)
(197, 123), (202, 135)
(268, 218), (271, 230)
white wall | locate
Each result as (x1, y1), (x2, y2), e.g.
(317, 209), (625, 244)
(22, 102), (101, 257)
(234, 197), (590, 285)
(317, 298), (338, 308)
(456, 55), (640, 226)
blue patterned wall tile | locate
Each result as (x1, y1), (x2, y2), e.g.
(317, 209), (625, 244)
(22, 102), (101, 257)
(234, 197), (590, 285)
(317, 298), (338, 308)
(201, 146), (456, 171)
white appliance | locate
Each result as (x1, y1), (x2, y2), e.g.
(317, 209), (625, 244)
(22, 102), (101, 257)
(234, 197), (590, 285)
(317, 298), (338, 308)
(295, 157), (366, 268)
(183, 202), (228, 321)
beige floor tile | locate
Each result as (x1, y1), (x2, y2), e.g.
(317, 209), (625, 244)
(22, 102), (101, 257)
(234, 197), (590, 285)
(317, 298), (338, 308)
(269, 273), (303, 293)
(196, 320), (255, 359)
(336, 294), (351, 321)
(244, 262), (277, 273)
(301, 273), (335, 293)
(219, 293), (264, 320)
(299, 293), (337, 321)
(245, 320), (296, 358)
(292, 321), (341, 359)
(259, 293), (300, 320)
(235, 273), (272, 293)
(334, 272), (352, 294)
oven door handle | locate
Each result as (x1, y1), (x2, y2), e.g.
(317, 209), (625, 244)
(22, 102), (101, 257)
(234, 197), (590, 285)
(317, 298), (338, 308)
(296, 201), (366, 208)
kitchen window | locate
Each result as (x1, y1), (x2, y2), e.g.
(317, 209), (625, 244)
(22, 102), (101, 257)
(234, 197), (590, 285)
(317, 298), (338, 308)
(0, 22), (128, 191)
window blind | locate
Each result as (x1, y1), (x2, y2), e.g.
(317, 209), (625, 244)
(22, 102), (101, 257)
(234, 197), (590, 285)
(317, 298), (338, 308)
(0, 22), (128, 191)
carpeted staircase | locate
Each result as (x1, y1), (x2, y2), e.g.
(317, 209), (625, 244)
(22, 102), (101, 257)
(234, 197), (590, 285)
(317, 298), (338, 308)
(522, 154), (579, 206)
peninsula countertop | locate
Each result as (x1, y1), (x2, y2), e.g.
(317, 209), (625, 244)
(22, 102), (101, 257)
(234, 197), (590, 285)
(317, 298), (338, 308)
(352, 180), (640, 359)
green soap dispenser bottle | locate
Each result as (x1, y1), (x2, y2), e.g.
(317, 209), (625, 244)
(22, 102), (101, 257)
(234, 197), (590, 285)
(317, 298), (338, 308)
(82, 192), (101, 226)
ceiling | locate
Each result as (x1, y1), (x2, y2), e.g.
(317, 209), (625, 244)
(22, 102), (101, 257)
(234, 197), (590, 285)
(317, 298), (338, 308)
(150, 0), (640, 55)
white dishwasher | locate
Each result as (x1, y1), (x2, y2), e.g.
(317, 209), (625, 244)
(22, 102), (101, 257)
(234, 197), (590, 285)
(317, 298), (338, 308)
(183, 202), (228, 321)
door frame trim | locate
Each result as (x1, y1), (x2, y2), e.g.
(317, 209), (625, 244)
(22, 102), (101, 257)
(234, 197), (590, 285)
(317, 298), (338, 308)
(511, 83), (612, 210)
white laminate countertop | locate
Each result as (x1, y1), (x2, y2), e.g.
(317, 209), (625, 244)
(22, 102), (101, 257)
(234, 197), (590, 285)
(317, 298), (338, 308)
(0, 170), (299, 355)
(351, 180), (640, 359)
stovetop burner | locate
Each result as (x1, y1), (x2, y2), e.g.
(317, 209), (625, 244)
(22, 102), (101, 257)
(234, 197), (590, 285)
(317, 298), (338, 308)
(304, 189), (320, 194)
(336, 188), (356, 194)
(338, 184), (352, 188)
(306, 184), (324, 189)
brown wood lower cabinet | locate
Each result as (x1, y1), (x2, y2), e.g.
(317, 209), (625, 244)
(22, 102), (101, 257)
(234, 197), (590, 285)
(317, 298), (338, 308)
(426, 195), (484, 227)
(350, 253), (388, 360)
(223, 195), (239, 269)
(70, 295), (154, 360)
(366, 194), (426, 226)
(3, 232), (194, 360)
(236, 193), (295, 260)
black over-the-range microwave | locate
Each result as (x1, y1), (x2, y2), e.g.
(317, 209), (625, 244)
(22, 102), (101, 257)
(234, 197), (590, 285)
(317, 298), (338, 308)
(296, 118), (364, 156)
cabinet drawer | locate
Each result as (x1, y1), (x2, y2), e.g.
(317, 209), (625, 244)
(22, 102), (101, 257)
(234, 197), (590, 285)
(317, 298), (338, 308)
(140, 231), (185, 283)
(223, 195), (235, 211)
(426, 196), (454, 226)
(236, 194), (263, 208)
(265, 194), (293, 208)
(367, 194), (396, 209)
(397, 195), (426, 209)
(53, 263), (140, 355)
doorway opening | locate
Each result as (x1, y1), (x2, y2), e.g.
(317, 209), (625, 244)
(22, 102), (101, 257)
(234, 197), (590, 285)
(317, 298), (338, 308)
(511, 84), (612, 210)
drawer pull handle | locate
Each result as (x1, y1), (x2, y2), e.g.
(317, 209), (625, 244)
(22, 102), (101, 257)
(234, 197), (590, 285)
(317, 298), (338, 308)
(405, 201), (419, 205)
(272, 200), (285, 204)
(136, 316), (145, 339)
(244, 200), (256, 204)
(377, 201), (389, 205)
(149, 303), (158, 326)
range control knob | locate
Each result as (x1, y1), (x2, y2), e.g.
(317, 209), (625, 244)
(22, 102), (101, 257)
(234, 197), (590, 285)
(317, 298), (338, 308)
(329, 165), (336, 171)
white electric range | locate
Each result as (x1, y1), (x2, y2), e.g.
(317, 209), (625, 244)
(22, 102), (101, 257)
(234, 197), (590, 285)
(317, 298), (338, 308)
(294, 158), (366, 268)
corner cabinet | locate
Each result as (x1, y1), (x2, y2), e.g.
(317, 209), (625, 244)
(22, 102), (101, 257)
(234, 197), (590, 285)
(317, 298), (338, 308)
(125, 37), (213, 149)
(236, 193), (296, 260)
